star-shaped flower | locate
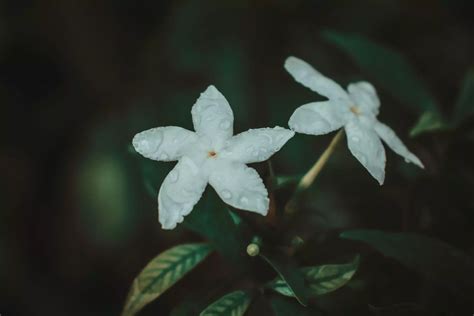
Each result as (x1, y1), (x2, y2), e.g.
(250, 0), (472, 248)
(133, 85), (294, 229)
(285, 56), (423, 184)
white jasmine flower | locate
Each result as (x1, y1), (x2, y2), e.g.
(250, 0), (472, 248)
(133, 85), (294, 229)
(285, 56), (423, 185)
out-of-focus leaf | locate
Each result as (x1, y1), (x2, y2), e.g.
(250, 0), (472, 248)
(121, 243), (213, 316)
(200, 290), (252, 316)
(409, 111), (447, 137)
(267, 255), (359, 297)
(322, 30), (439, 114)
(453, 68), (474, 124)
(274, 175), (301, 190)
(340, 230), (474, 299)
(184, 191), (249, 269)
(260, 253), (308, 306)
(269, 295), (322, 316)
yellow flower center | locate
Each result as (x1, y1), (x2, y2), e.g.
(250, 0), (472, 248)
(350, 106), (361, 115)
(208, 150), (217, 158)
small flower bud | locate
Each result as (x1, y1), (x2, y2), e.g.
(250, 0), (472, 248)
(246, 243), (260, 257)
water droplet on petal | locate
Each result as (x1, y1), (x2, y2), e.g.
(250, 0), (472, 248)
(169, 170), (179, 183)
(240, 196), (249, 204)
(160, 153), (169, 160)
(219, 120), (231, 129)
(221, 190), (232, 199)
(351, 136), (360, 143)
(252, 150), (259, 156)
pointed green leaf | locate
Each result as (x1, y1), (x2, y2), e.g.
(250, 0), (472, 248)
(322, 30), (439, 114)
(200, 290), (252, 316)
(267, 255), (359, 297)
(340, 230), (474, 299)
(453, 68), (474, 124)
(122, 243), (213, 316)
(409, 111), (447, 137)
(260, 253), (308, 306)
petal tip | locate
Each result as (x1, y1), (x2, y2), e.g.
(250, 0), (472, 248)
(203, 85), (220, 98)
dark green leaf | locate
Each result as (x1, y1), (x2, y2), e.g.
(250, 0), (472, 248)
(322, 30), (439, 114)
(269, 295), (322, 316)
(267, 255), (360, 297)
(184, 191), (249, 269)
(409, 111), (447, 137)
(200, 290), (252, 316)
(453, 68), (474, 124)
(260, 252), (308, 306)
(121, 243), (213, 316)
(340, 230), (474, 299)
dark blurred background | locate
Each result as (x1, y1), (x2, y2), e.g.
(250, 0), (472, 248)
(1, 0), (473, 315)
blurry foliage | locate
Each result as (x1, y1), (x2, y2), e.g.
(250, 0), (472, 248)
(1, 0), (474, 315)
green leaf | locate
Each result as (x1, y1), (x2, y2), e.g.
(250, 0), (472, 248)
(267, 255), (360, 297)
(409, 111), (447, 137)
(340, 230), (474, 299)
(184, 191), (249, 269)
(453, 68), (474, 124)
(121, 243), (213, 316)
(269, 296), (322, 316)
(322, 30), (439, 114)
(200, 290), (252, 316)
(260, 253), (308, 306)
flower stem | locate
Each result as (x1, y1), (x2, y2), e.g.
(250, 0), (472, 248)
(285, 129), (344, 214)
(297, 129), (344, 190)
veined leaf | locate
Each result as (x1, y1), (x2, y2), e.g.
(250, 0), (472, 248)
(260, 253), (308, 306)
(340, 230), (474, 300)
(267, 255), (360, 297)
(122, 243), (213, 316)
(409, 111), (447, 137)
(453, 68), (474, 124)
(200, 290), (252, 316)
(322, 30), (439, 114)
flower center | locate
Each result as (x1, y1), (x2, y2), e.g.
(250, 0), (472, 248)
(350, 105), (361, 116)
(207, 150), (217, 158)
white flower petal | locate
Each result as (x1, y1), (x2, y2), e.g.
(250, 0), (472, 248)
(345, 121), (386, 185)
(374, 121), (424, 168)
(191, 85), (234, 144)
(209, 162), (269, 215)
(133, 126), (198, 161)
(284, 56), (349, 102)
(158, 156), (208, 229)
(347, 81), (380, 115)
(288, 101), (345, 135)
(223, 126), (294, 163)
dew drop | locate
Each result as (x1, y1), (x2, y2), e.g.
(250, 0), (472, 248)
(252, 150), (259, 156)
(221, 190), (232, 199)
(240, 196), (249, 204)
(160, 153), (169, 160)
(351, 136), (360, 143)
(169, 170), (179, 183)
(219, 120), (231, 129)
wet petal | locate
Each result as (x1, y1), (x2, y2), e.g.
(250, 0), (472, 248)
(374, 121), (424, 168)
(223, 126), (294, 163)
(158, 156), (208, 229)
(284, 56), (349, 102)
(288, 101), (345, 135)
(347, 81), (380, 115)
(209, 162), (269, 215)
(345, 121), (386, 185)
(132, 126), (198, 161)
(191, 85), (234, 144)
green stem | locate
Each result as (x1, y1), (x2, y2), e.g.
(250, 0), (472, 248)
(285, 129), (344, 214)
